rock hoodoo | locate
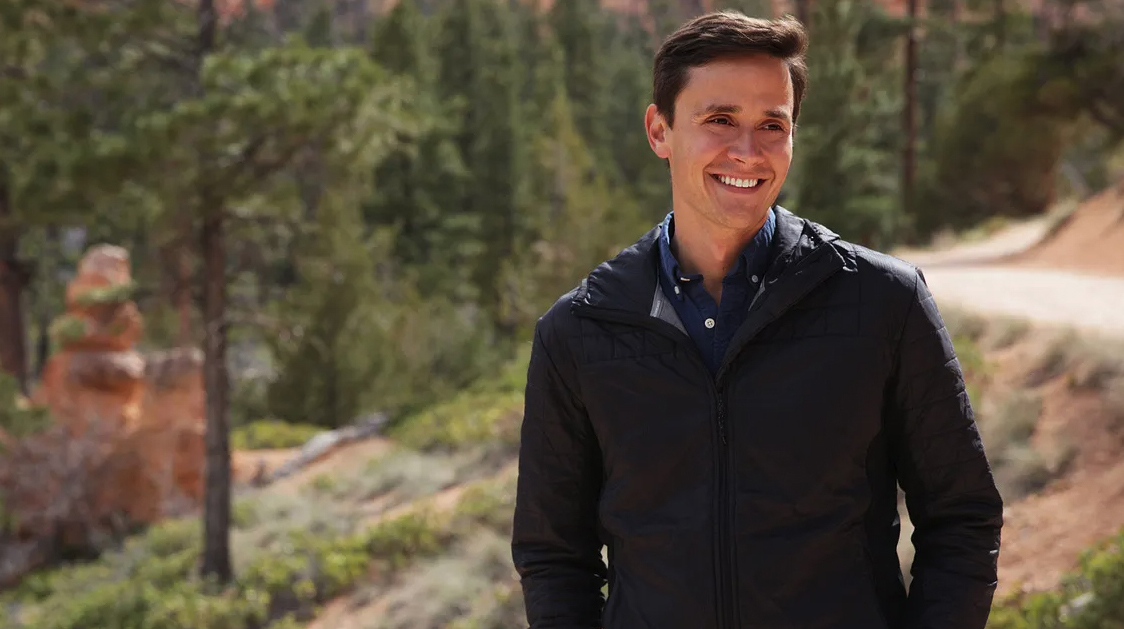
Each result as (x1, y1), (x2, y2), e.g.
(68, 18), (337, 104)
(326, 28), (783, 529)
(6, 244), (209, 540)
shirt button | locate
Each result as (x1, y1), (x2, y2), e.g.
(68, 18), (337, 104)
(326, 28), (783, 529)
(674, 286), (681, 295)
(705, 318), (716, 329)
(751, 274), (759, 283)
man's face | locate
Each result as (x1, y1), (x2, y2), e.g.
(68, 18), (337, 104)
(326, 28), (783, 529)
(646, 54), (794, 234)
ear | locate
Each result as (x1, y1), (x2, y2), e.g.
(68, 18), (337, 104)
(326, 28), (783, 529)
(645, 104), (672, 160)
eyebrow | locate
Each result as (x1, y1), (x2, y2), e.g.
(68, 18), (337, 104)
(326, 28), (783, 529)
(764, 108), (793, 124)
(693, 104), (741, 120)
(693, 104), (792, 124)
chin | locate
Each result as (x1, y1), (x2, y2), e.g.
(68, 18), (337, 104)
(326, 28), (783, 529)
(715, 202), (771, 230)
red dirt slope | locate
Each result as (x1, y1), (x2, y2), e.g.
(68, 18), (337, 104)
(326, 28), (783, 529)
(1013, 182), (1124, 277)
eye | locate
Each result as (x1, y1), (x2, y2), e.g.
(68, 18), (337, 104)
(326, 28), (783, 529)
(763, 122), (786, 132)
(709, 116), (733, 126)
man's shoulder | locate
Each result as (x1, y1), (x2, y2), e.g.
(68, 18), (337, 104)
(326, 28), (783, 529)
(825, 232), (923, 298)
(535, 285), (585, 347)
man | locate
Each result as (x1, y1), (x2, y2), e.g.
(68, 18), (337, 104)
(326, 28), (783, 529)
(511, 11), (1003, 629)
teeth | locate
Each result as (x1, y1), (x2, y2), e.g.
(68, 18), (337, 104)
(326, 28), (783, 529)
(718, 175), (760, 188)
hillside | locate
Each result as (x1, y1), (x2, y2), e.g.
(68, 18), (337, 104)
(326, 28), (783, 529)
(6, 303), (1124, 628)
(1010, 181), (1124, 277)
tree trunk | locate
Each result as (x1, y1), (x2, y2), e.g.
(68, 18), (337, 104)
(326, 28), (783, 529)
(0, 166), (28, 395)
(794, 0), (811, 28)
(903, 0), (918, 219)
(199, 208), (232, 583)
(951, 0), (963, 72)
(196, 0), (232, 585)
(995, 0), (1006, 48)
(176, 232), (193, 347)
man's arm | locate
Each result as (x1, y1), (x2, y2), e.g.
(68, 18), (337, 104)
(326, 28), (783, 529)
(512, 317), (606, 629)
(890, 269), (1004, 629)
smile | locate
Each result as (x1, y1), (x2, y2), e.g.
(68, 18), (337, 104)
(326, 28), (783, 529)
(712, 174), (763, 189)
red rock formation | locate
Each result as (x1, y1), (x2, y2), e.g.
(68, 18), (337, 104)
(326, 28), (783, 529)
(7, 245), (211, 540)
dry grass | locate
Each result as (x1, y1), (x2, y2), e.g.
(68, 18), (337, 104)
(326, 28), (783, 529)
(978, 392), (1060, 501)
(365, 530), (517, 629)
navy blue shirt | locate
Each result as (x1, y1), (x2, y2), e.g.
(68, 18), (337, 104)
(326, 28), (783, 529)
(657, 208), (776, 374)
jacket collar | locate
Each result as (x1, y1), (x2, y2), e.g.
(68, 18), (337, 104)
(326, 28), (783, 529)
(573, 206), (848, 318)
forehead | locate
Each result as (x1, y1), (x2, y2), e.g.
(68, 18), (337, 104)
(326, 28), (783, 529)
(677, 55), (793, 117)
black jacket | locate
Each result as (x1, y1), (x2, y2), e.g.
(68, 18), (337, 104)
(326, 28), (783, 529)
(511, 207), (1003, 629)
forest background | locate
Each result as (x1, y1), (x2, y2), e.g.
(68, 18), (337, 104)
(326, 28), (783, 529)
(1, 0), (1124, 624)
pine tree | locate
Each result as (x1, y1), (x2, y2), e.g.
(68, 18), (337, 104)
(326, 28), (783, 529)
(366, 0), (470, 298)
(648, 0), (686, 45)
(266, 196), (386, 429)
(549, 0), (616, 177)
(788, 0), (903, 248)
(604, 15), (671, 217)
(434, 0), (525, 335)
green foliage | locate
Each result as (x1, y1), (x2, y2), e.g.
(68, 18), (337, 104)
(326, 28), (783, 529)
(46, 314), (87, 350)
(913, 47), (1067, 237)
(0, 372), (50, 438)
(265, 199), (506, 427)
(264, 200), (390, 429)
(951, 333), (990, 405)
(788, 0), (904, 249)
(388, 350), (529, 451)
(70, 281), (137, 307)
(453, 475), (518, 534)
(988, 527), (1124, 629)
(3, 508), (452, 629)
(362, 510), (448, 571)
(391, 388), (524, 453)
(230, 420), (321, 450)
(549, 0), (613, 172)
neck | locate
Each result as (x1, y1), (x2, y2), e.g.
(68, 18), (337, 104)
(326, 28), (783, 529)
(670, 208), (769, 303)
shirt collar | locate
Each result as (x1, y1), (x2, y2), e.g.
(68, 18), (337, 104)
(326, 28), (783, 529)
(658, 207), (776, 300)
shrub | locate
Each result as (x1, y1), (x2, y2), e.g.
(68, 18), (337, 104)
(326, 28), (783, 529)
(951, 333), (991, 406)
(988, 526), (1124, 628)
(70, 281), (137, 307)
(4, 508), (453, 629)
(1026, 331), (1081, 387)
(453, 475), (517, 535)
(46, 315), (88, 350)
(976, 392), (1061, 501)
(388, 349), (529, 452)
(0, 374), (51, 439)
(230, 420), (322, 450)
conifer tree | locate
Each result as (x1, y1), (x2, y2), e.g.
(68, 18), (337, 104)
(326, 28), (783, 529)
(435, 0), (525, 335)
(604, 15), (671, 217)
(788, 0), (903, 248)
(367, 0), (469, 298)
(549, 0), (615, 176)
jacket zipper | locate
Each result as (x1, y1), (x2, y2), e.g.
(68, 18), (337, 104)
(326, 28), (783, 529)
(716, 388), (735, 629)
(571, 306), (735, 627)
(572, 243), (840, 629)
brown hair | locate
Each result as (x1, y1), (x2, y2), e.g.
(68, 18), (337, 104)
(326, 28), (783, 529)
(653, 11), (809, 127)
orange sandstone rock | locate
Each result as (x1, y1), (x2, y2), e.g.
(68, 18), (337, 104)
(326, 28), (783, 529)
(16, 245), (211, 535)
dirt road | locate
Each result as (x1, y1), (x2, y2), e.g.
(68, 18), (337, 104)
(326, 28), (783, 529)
(894, 218), (1124, 338)
(917, 265), (1124, 338)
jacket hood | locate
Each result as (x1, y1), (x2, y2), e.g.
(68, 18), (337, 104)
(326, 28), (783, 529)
(573, 206), (847, 316)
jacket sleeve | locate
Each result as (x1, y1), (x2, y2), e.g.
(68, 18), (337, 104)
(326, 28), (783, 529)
(890, 268), (1004, 629)
(512, 316), (607, 629)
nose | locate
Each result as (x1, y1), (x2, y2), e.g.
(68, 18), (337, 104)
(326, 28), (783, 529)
(727, 130), (762, 164)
